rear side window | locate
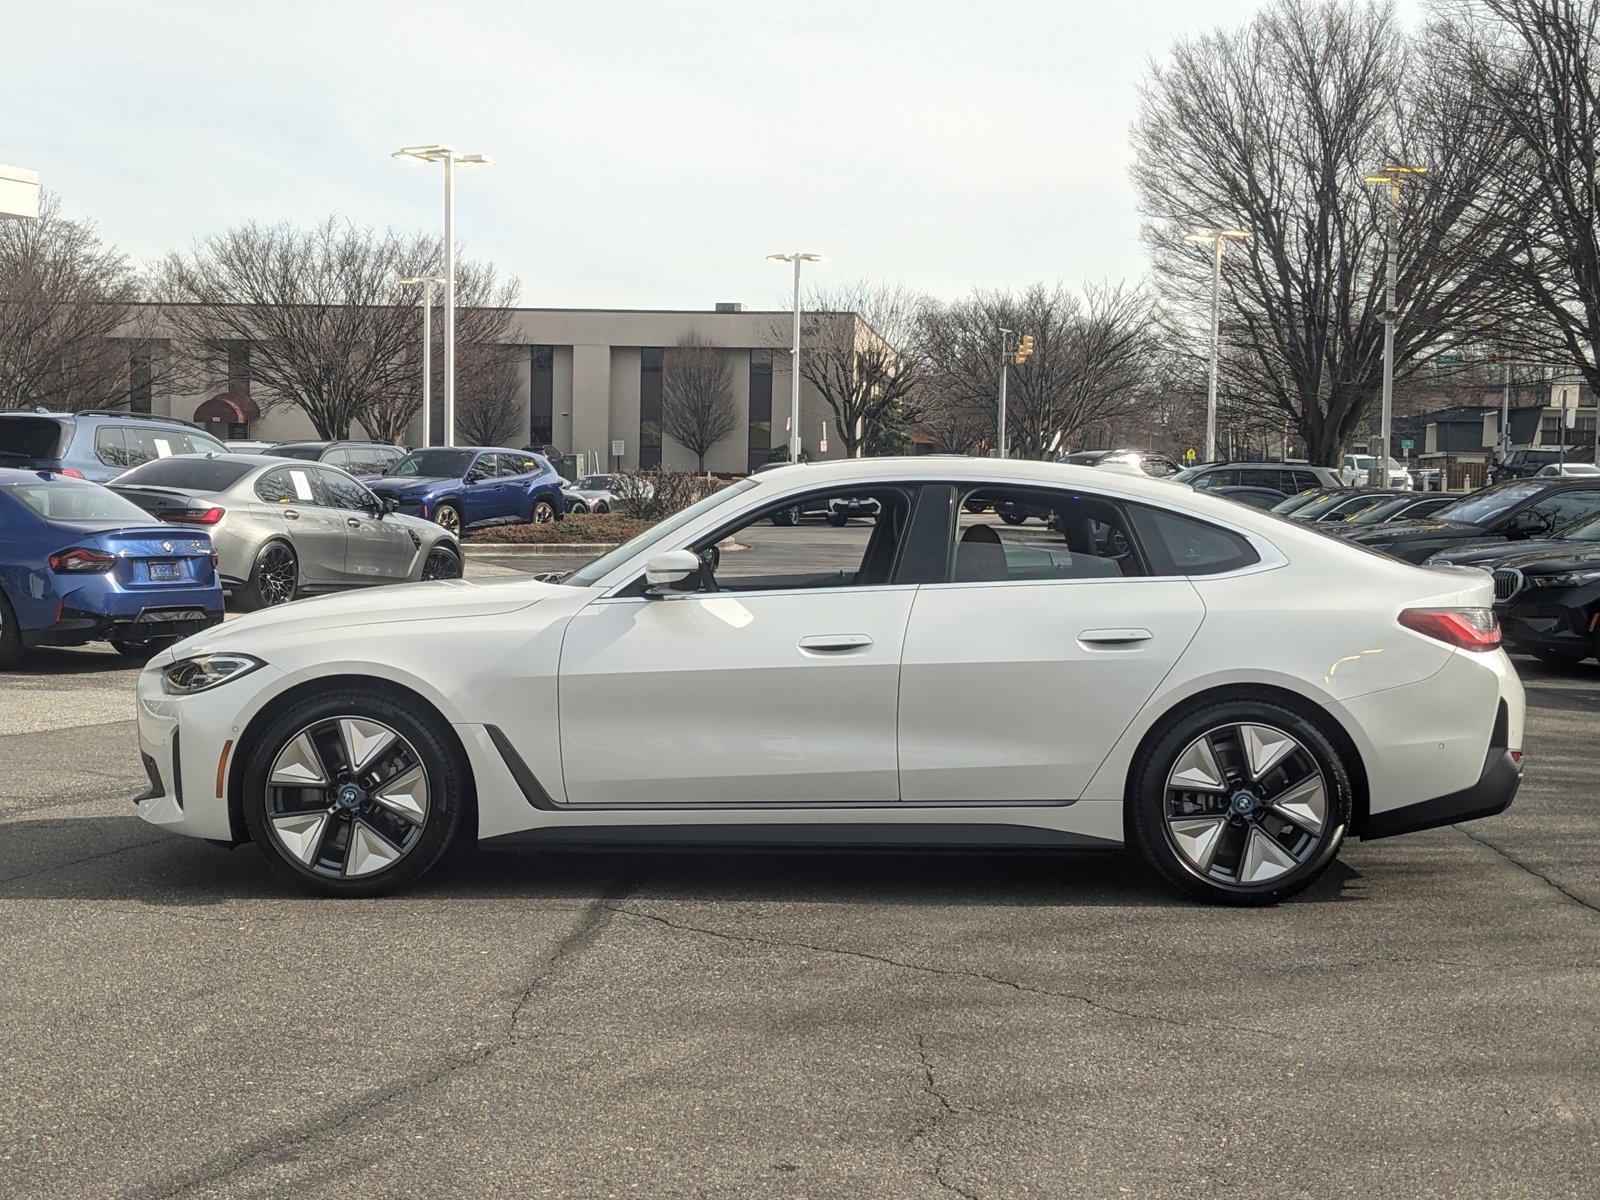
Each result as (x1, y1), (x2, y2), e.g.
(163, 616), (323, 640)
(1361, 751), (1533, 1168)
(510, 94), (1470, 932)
(256, 466), (321, 505)
(951, 486), (1147, 581)
(95, 425), (132, 467)
(1128, 505), (1260, 576)
(116, 457), (254, 492)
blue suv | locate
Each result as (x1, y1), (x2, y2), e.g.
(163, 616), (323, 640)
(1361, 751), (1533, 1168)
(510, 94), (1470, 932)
(0, 410), (228, 484)
(0, 470), (224, 665)
(368, 447), (566, 536)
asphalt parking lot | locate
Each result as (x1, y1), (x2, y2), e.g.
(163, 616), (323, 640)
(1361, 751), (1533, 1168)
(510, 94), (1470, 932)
(1, 552), (1597, 1198)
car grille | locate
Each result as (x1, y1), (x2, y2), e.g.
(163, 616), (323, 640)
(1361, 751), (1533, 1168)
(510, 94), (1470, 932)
(1492, 568), (1524, 603)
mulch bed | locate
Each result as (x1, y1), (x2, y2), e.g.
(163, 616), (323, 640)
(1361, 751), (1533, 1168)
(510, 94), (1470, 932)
(464, 514), (654, 545)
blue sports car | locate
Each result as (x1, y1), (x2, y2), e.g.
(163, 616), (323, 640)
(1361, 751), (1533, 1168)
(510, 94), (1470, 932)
(366, 447), (566, 537)
(0, 469), (224, 666)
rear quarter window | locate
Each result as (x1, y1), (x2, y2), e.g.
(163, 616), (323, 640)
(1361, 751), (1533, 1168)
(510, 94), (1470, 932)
(1129, 504), (1260, 576)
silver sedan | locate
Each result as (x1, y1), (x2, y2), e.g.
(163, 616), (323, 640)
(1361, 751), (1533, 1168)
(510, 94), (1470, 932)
(111, 454), (462, 609)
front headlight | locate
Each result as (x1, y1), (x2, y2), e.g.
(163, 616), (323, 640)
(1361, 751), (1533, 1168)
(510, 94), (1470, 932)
(161, 653), (265, 696)
(1529, 569), (1600, 589)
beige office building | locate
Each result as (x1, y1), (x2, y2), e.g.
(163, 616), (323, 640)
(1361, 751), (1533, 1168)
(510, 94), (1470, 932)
(125, 305), (865, 474)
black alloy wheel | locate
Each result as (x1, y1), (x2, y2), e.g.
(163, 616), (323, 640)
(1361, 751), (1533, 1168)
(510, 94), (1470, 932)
(421, 546), (462, 581)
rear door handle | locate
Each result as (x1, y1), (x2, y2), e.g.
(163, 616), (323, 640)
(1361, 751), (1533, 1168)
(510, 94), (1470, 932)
(283, 509), (300, 521)
(1078, 628), (1153, 645)
(798, 634), (874, 654)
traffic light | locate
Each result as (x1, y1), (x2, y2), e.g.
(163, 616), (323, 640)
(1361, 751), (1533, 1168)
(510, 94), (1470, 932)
(1487, 353), (1499, 376)
(1013, 333), (1035, 366)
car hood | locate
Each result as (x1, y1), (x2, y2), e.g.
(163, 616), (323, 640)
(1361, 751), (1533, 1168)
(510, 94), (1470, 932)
(170, 577), (563, 656)
(1342, 518), (1478, 544)
(369, 476), (454, 497)
(1464, 544), (1600, 573)
(1427, 538), (1577, 567)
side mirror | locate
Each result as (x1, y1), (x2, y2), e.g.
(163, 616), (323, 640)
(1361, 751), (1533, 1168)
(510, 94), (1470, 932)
(379, 496), (399, 515)
(644, 550), (702, 596)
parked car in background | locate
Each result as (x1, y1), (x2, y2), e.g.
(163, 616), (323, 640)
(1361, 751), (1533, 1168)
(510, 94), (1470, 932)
(1270, 488), (1342, 516)
(0, 410), (226, 483)
(1290, 488), (1403, 525)
(1536, 462), (1600, 477)
(1491, 448), (1565, 483)
(265, 440), (407, 477)
(368, 447), (566, 536)
(226, 440), (275, 455)
(569, 474), (622, 514)
(560, 480), (590, 514)
(1338, 492), (1459, 528)
(1212, 485), (1289, 510)
(769, 493), (881, 526)
(1060, 449), (1183, 477)
(1342, 477), (1600, 563)
(1172, 461), (1341, 495)
(132, 456), (1523, 902)
(111, 454), (462, 610)
(0, 469), (222, 665)
(1339, 454), (1413, 489)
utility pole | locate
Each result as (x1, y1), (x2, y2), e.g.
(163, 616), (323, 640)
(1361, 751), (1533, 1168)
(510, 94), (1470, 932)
(997, 327), (1013, 457)
(397, 275), (444, 447)
(1185, 228), (1252, 462)
(766, 252), (821, 462)
(1363, 165), (1428, 485)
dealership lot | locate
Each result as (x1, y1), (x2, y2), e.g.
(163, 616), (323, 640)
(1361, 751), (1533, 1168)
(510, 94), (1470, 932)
(1, 552), (1597, 1198)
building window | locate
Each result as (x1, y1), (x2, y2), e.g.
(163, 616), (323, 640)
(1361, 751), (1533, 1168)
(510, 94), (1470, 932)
(228, 341), (251, 396)
(640, 347), (663, 469)
(529, 345), (554, 449)
(128, 341), (153, 414)
(747, 349), (773, 472)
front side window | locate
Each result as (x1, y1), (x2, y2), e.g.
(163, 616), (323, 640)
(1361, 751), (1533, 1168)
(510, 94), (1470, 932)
(1128, 504), (1259, 575)
(466, 453), (499, 482)
(951, 486), (1145, 582)
(317, 467), (376, 512)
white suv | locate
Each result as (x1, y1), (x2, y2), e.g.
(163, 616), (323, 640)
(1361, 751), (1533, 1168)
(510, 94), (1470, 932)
(1341, 454), (1413, 489)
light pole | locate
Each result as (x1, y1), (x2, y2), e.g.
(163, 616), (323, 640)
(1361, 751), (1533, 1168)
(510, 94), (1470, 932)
(767, 252), (821, 462)
(397, 275), (445, 447)
(1185, 228), (1252, 463)
(392, 145), (492, 447)
(1363, 164), (1428, 485)
(996, 327), (1014, 457)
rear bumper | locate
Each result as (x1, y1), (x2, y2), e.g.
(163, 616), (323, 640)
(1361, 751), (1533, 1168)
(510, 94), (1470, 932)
(1363, 745), (1521, 839)
(22, 605), (223, 647)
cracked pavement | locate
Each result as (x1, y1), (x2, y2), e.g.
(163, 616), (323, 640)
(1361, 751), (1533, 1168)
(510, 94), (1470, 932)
(0, 632), (1596, 1198)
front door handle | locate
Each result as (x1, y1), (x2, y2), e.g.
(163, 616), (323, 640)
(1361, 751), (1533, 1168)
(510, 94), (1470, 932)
(1078, 628), (1153, 645)
(798, 634), (873, 654)
(347, 517), (362, 528)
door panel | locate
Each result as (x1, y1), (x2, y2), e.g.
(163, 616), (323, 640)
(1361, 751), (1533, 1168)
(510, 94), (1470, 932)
(316, 467), (414, 580)
(897, 580), (1205, 803)
(273, 466), (345, 584)
(557, 589), (917, 805)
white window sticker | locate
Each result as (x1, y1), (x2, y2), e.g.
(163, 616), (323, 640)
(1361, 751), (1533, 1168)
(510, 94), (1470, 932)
(154, 438), (173, 458)
(289, 470), (315, 501)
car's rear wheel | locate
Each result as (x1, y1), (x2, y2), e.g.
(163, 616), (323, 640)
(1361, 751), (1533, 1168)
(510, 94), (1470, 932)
(825, 512), (848, 527)
(420, 546), (461, 581)
(0, 588), (22, 669)
(999, 512), (1028, 525)
(235, 541), (298, 611)
(593, 501), (610, 514)
(530, 499), (556, 524)
(771, 506), (801, 527)
(433, 503), (463, 536)
(110, 636), (173, 661)
(241, 688), (468, 897)
(1128, 701), (1352, 905)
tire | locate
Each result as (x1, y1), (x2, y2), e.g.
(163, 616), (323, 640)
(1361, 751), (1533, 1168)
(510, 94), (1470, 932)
(530, 499), (556, 524)
(1126, 700), (1352, 906)
(0, 588), (22, 669)
(433, 503), (463, 537)
(999, 513), (1028, 526)
(567, 499), (588, 515)
(826, 512), (848, 527)
(240, 686), (470, 897)
(593, 501), (610, 514)
(235, 541), (299, 611)
(420, 545), (462, 581)
(110, 636), (173, 662)
(771, 506), (801, 527)
(963, 499), (991, 514)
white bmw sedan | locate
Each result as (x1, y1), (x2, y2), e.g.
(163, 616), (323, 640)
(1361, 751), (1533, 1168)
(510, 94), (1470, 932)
(133, 458), (1524, 904)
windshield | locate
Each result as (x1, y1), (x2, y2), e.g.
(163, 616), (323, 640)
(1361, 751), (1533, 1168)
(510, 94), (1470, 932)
(1293, 491), (1363, 519)
(387, 449), (475, 478)
(267, 445), (324, 461)
(1346, 496), (1417, 525)
(115, 455), (254, 492)
(563, 479), (758, 587)
(4, 480), (154, 523)
(1433, 481), (1542, 525)
(576, 475), (612, 490)
(1271, 490), (1328, 514)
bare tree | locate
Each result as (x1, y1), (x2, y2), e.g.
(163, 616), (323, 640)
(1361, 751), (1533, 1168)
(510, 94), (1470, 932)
(1433, 1), (1600, 393)
(783, 281), (926, 458)
(452, 347), (524, 446)
(155, 217), (519, 442)
(660, 334), (738, 472)
(918, 283), (1155, 459)
(0, 193), (149, 411)
(1133, 0), (1512, 465)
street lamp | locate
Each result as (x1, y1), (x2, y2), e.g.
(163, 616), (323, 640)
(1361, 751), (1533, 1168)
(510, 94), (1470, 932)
(397, 275), (445, 447)
(1185, 227), (1252, 463)
(1364, 164), (1429, 485)
(392, 145), (493, 447)
(767, 252), (822, 462)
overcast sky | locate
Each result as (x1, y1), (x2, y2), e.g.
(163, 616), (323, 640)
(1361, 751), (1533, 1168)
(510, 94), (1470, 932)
(7, 0), (1422, 310)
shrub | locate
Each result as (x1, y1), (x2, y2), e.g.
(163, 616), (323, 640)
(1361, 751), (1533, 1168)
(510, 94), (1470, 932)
(610, 469), (730, 521)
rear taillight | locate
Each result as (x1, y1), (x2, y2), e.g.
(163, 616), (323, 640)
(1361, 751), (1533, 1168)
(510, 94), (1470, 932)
(51, 467), (86, 480)
(1398, 607), (1502, 652)
(210, 552), (219, 568)
(49, 547), (116, 573)
(165, 506), (226, 525)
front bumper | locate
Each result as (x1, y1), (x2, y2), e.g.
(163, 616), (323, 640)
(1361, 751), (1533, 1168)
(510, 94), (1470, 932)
(1364, 743), (1521, 839)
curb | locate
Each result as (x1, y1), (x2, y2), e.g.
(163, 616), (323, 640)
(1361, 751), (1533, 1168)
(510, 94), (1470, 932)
(463, 542), (619, 557)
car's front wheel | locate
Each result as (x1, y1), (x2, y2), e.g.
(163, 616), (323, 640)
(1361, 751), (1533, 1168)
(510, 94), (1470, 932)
(420, 545), (462, 581)
(240, 688), (469, 896)
(530, 498), (556, 524)
(1128, 701), (1351, 905)
(433, 503), (463, 536)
